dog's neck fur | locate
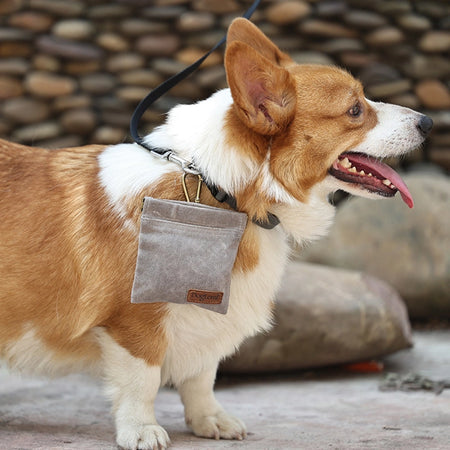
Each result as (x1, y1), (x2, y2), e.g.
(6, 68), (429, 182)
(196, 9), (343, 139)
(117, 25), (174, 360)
(142, 89), (335, 243)
(145, 89), (257, 195)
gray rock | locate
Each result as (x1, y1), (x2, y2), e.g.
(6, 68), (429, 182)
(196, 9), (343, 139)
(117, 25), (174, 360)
(195, 66), (226, 89)
(340, 52), (377, 69)
(61, 108), (97, 134)
(191, 0), (239, 15)
(397, 13), (432, 32)
(106, 54), (145, 72)
(100, 111), (133, 128)
(142, 5), (186, 20)
(32, 54), (60, 72)
(428, 111), (450, 129)
(92, 126), (126, 145)
(266, 1), (311, 26)
(404, 54), (450, 79)
(319, 38), (364, 54)
(135, 34), (180, 57)
(299, 173), (450, 319)
(13, 121), (61, 142)
(375, 1), (412, 16)
(344, 10), (387, 28)
(153, 58), (188, 76)
(388, 93), (420, 110)
(0, 27), (32, 42)
(119, 69), (163, 88)
(36, 35), (103, 60)
(120, 19), (168, 36)
(52, 19), (95, 40)
(117, 86), (152, 103)
(8, 10), (53, 32)
(177, 12), (215, 32)
(316, 1), (347, 18)
(221, 262), (412, 373)
(366, 79), (412, 100)
(270, 36), (306, 52)
(290, 51), (335, 66)
(299, 20), (357, 38)
(25, 71), (76, 97)
(0, 58), (29, 75)
(186, 30), (224, 49)
(29, 0), (83, 17)
(415, 79), (450, 110)
(87, 4), (131, 19)
(96, 33), (129, 53)
(365, 27), (405, 47)
(2, 97), (50, 124)
(416, 2), (449, 19)
(53, 94), (91, 111)
(358, 63), (401, 86)
(419, 31), (450, 53)
(80, 73), (116, 95)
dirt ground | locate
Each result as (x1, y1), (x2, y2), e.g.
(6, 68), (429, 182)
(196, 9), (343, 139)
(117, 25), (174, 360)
(1, 329), (449, 450)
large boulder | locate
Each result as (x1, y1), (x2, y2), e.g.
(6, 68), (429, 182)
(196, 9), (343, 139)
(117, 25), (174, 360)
(298, 172), (450, 319)
(221, 261), (411, 373)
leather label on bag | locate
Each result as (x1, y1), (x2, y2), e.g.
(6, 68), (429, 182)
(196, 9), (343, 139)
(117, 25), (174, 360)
(187, 289), (223, 305)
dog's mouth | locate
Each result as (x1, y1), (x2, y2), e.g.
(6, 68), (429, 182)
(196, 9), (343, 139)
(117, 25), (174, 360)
(329, 152), (413, 208)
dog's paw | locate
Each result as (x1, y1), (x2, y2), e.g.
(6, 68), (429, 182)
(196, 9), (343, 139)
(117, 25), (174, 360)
(187, 410), (247, 441)
(116, 424), (171, 450)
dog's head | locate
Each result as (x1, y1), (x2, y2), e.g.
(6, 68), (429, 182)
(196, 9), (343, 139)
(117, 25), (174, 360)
(225, 18), (432, 208)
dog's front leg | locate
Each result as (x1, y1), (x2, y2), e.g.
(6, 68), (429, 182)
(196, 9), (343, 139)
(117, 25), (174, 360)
(178, 365), (247, 440)
(97, 330), (170, 450)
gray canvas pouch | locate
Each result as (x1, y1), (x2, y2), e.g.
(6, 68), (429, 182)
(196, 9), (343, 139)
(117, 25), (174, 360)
(131, 197), (247, 314)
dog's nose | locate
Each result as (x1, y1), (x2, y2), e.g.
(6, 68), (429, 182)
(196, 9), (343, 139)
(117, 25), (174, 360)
(417, 115), (433, 137)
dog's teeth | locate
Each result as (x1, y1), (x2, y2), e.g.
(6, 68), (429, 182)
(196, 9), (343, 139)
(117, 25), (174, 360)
(360, 170), (365, 175)
(390, 183), (396, 189)
(340, 157), (352, 169)
(368, 173), (373, 177)
(349, 167), (357, 173)
(382, 179), (392, 186)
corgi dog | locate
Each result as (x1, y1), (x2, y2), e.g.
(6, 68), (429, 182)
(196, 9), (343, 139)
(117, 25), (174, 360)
(0, 18), (432, 450)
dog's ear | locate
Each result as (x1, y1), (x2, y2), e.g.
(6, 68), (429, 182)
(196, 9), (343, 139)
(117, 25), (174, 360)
(225, 40), (296, 135)
(227, 18), (293, 68)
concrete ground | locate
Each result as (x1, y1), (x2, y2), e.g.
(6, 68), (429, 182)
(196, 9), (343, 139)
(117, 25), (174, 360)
(1, 329), (449, 450)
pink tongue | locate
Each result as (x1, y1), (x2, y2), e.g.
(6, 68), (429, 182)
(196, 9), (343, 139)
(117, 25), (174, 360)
(346, 153), (414, 208)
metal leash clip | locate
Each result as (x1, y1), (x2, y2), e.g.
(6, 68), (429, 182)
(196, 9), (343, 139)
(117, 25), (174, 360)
(182, 173), (203, 203)
(150, 149), (201, 176)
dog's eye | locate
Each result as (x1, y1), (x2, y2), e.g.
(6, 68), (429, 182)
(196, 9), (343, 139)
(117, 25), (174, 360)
(348, 102), (363, 118)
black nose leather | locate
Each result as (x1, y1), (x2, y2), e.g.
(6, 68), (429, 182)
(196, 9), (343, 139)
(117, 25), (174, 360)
(417, 115), (433, 137)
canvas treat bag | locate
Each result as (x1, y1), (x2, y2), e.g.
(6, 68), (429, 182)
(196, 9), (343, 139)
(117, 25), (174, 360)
(131, 197), (247, 314)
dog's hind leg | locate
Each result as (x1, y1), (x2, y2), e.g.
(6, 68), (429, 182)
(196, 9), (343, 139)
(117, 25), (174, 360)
(95, 328), (170, 450)
(178, 365), (247, 440)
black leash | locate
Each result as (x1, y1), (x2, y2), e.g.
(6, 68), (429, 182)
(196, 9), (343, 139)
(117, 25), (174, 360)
(129, 0), (280, 230)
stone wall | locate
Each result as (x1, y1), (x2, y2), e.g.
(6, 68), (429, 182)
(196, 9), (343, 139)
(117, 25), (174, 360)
(0, 0), (449, 169)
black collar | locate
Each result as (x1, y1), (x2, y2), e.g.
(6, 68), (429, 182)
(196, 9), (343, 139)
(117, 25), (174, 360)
(205, 182), (280, 230)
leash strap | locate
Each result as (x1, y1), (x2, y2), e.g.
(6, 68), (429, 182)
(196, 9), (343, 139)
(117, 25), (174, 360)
(129, 0), (279, 230)
(130, 0), (260, 150)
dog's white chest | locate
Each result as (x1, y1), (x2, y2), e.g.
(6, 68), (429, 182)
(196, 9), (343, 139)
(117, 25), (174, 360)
(161, 226), (289, 386)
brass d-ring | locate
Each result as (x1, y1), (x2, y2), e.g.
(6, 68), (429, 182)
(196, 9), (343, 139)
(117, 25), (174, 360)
(181, 173), (203, 203)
